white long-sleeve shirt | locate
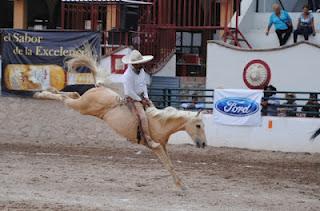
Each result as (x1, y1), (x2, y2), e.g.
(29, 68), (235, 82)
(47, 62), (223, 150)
(122, 65), (149, 101)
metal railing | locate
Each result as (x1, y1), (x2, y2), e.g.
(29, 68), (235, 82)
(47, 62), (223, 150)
(263, 91), (320, 117)
(148, 88), (320, 117)
(148, 88), (214, 110)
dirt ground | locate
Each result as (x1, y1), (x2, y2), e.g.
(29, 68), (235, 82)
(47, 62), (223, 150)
(0, 96), (319, 210)
(0, 137), (319, 211)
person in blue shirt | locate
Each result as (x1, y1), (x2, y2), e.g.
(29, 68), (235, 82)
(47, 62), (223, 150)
(181, 95), (205, 110)
(265, 4), (293, 46)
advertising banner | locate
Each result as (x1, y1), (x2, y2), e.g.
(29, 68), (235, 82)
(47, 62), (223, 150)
(0, 29), (101, 96)
(213, 89), (263, 126)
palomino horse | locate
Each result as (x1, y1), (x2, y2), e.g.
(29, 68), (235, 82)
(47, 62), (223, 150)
(34, 87), (207, 189)
(34, 48), (207, 189)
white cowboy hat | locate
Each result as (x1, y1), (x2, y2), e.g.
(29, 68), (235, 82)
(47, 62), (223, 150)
(121, 50), (154, 64)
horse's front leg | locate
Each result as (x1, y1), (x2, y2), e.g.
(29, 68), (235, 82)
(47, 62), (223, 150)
(163, 144), (173, 167)
(152, 145), (185, 190)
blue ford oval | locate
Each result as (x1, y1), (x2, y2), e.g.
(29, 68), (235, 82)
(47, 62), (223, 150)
(215, 97), (259, 117)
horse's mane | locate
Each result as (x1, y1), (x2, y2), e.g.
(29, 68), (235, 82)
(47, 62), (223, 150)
(146, 106), (197, 123)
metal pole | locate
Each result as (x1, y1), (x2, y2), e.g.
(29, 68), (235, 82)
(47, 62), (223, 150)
(163, 89), (167, 107)
(235, 0), (239, 45)
(90, 3), (94, 30)
(61, 2), (65, 29)
(168, 89), (172, 107)
(193, 0), (196, 26)
(183, 0), (187, 26)
(158, 0), (162, 25)
(223, 0), (230, 42)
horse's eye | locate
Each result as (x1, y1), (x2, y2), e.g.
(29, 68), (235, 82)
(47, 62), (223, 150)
(196, 125), (201, 129)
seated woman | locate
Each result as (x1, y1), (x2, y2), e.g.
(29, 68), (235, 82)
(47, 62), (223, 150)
(294, 5), (316, 43)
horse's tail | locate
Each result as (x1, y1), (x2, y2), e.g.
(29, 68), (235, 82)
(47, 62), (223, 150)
(65, 44), (112, 87)
(310, 127), (320, 140)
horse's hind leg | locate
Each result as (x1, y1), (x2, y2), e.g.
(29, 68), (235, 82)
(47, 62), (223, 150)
(33, 91), (64, 101)
(34, 91), (83, 112)
(34, 89), (80, 101)
(152, 146), (185, 190)
(44, 87), (80, 99)
(59, 91), (80, 99)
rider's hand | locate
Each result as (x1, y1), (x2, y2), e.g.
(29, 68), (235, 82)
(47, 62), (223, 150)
(126, 97), (134, 103)
(142, 98), (151, 107)
(146, 99), (153, 107)
(141, 99), (148, 107)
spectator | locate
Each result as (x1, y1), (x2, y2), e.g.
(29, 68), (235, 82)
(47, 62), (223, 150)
(294, 5), (316, 43)
(278, 93), (297, 117)
(302, 93), (320, 117)
(261, 85), (280, 116)
(266, 3), (293, 46)
(181, 95), (205, 110)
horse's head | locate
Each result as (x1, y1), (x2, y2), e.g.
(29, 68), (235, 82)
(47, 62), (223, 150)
(184, 111), (207, 148)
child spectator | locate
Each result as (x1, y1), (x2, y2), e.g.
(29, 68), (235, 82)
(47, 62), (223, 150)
(266, 4), (293, 46)
(302, 93), (320, 117)
(181, 95), (205, 110)
(278, 93), (297, 117)
(294, 5), (316, 43)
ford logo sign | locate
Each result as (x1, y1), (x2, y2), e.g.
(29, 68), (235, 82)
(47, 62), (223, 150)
(215, 97), (259, 117)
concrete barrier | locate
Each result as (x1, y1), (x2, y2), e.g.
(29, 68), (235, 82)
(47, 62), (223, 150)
(170, 114), (320, 153)
(1, 96), (320, 153)
(206, 41), (320, 91)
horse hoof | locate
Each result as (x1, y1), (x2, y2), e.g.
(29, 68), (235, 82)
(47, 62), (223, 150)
(175, 186), (187, 196)
(180, 183), (188, 192)
(181, 185), (187, 191)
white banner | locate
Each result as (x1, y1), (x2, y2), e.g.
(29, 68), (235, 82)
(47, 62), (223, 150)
(213, 89), (263, 126)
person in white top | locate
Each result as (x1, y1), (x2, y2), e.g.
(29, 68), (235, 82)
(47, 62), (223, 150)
(122, 50), (160, 149)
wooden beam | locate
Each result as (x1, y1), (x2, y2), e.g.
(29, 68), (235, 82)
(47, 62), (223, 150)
(106, 4), (117, 31)
(13, 0), (27, 29)
(220, 0), (234, 29)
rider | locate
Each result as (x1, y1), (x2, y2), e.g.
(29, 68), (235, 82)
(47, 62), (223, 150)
(122, 50), (160, 149)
